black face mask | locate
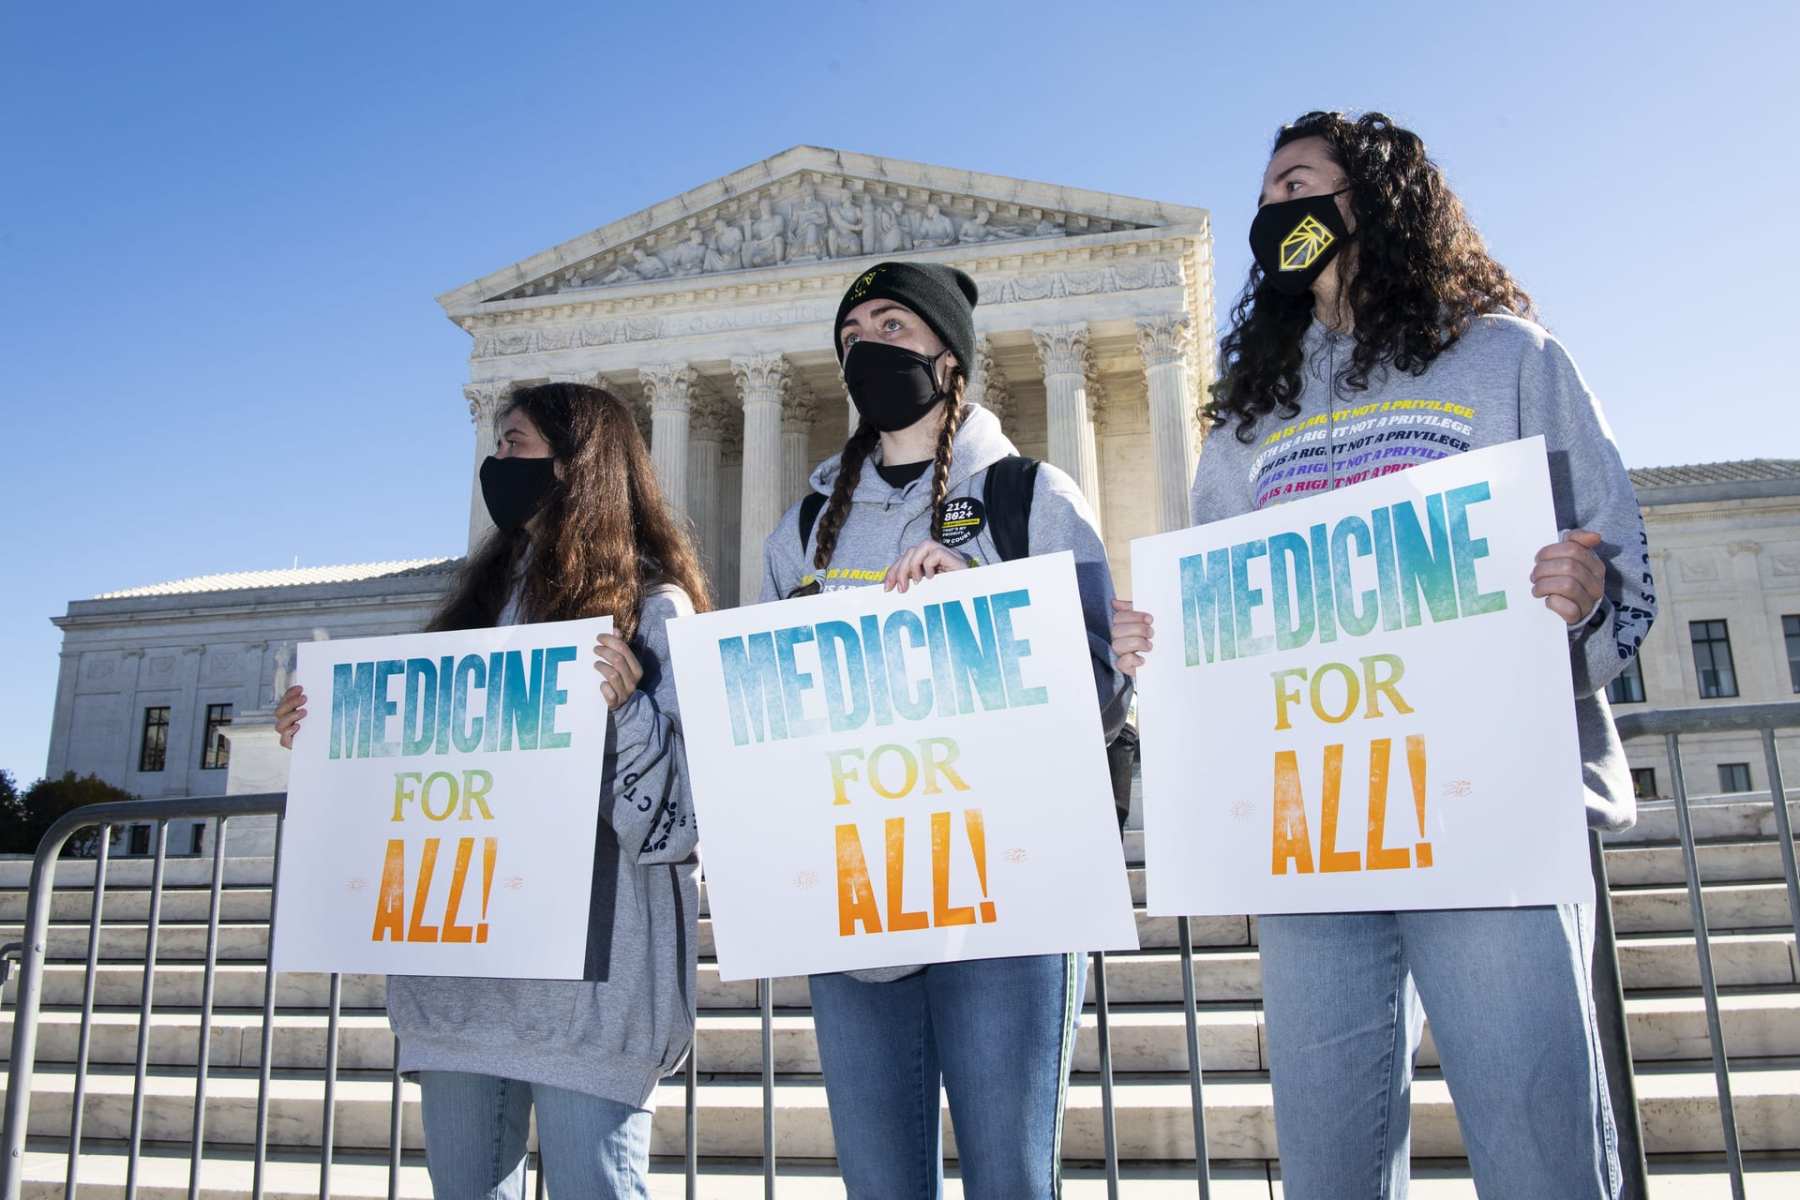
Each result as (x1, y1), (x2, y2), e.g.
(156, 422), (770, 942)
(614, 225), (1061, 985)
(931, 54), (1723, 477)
(479, 455), (557, 532)
(1249, 189), (1352, 296)
(842, 340), (946, 433)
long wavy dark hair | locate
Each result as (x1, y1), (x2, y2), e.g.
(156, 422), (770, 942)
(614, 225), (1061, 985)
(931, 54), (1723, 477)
(430, 382), (713, 639)
(1206, 110), (1535, 443)
(812, 370), (968, 571)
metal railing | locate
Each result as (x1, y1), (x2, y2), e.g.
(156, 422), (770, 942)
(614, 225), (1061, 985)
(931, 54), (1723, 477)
(4, 704), (1790, 1197)
(1605, 701), (1800, 1200)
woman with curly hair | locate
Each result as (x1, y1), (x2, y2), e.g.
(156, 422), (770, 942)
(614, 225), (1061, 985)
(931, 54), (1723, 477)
(1111, 112), (1655, 1198)
(275, 382), (711, 1198)
(759, 262), (1129, 1197)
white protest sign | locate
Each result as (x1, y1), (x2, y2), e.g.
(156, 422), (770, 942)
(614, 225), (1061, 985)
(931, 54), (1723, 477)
(1131, 437), (1593, 916)
(668, 551), (1138, 981)
(273, 618), (612, 977)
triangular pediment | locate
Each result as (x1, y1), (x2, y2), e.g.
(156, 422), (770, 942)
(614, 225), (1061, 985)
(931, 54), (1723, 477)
(438, 146), (1208, 314)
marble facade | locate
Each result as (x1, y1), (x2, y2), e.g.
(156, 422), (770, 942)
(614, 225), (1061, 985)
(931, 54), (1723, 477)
(442, 146), (1219, 603)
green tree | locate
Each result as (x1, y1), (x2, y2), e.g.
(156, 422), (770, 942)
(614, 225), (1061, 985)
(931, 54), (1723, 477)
(0, 772), (135, 858)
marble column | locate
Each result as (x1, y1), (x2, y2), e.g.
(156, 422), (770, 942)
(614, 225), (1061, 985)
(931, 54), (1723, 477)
(1137, 315), (1201, 534)
(464, 381), (510, 551)
(639, 363), (696, 521)
(782, 385), (819, 509)
(968, 336), (1012, 434)
(719, 437), (744, 608)
(1032, 323), (1103, 519)
(687, 390), (728, 590)
(733, 354), (791, 604)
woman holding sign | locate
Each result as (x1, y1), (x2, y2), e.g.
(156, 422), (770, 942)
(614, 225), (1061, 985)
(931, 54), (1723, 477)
(275, 382), (710, 1199)
(758, 262), (1130, 1196)
(1111, 112), (1655, 1199)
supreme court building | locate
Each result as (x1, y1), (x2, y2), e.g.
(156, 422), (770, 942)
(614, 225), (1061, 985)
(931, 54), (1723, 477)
(40, 147), (1218, 853)
(445, 145), (1218, 604)
(39, 147), (1799, 857)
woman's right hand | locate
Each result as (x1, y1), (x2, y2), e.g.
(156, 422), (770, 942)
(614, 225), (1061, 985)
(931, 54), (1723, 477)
(274, 685), (307, 750)
(1110, 597), (1154, 677)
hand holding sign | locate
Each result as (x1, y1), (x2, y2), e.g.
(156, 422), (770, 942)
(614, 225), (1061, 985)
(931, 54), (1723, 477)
(273, 618), (613, 978)
(1129, 438), (1593, 917)
(668, 551), (1137, 981)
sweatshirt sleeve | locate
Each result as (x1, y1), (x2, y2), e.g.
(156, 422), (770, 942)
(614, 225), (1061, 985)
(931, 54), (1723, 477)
(1027, 463), (1133, 740)
(1515, 326), (1657, 698)
(759, 499), (807, 604)
(607, 589), (697, 864)
(1188, 426), (1243, 528)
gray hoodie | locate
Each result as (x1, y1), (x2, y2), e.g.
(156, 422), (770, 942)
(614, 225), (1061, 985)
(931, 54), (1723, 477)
(760, 403), (1130, 981)
(1191, 314), (1656, 830)
(386, 586), (698, 1108)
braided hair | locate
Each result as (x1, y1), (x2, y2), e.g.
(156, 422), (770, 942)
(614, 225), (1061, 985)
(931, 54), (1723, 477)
(812, 371), (967, 572)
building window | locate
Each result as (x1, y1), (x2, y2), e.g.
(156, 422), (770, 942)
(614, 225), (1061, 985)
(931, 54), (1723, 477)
(189, 824), (206, 855)
(1630, 767), (1658, 799)
(1785, 615), (1800, 693)
(128, 824), (150, 856)
(1719, 762), (1753, 794)
(1689, 620), (1739, 699)
(1608, 657), (1647, 705)
(200, 704), (233, 770)
(138, 706), (170, 772)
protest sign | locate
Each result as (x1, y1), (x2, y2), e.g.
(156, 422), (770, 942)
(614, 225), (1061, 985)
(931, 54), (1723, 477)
(668, 552), (1138, 981)
(1131, 437), (1593, 916)
(273, 618), (612, 977)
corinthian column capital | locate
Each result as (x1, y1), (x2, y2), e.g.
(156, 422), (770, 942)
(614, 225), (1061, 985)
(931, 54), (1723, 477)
(1031, 322), (1093, 379)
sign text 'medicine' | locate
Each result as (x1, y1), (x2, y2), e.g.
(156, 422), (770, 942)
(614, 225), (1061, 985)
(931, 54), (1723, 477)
(1182, 482), (1508, 667)
(719, 589), (1050, 746)
(329, 648), (580, 760)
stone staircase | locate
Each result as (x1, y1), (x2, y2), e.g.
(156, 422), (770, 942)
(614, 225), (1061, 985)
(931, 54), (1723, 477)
(2, 796), (1798, 1197)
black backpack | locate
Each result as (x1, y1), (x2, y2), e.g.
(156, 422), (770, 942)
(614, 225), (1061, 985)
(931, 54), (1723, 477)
(798, 455), (1138, 834)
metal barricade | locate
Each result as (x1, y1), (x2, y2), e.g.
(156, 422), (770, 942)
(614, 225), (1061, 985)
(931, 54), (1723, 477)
(0, 792), (717, 1200)
(1609, 701), (1800, 1200)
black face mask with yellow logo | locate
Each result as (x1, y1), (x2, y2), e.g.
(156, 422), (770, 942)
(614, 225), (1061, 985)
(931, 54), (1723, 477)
(1249, 189), (1351, 296)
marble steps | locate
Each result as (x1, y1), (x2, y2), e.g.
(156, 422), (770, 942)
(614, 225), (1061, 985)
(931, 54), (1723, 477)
(9, 988), (1800, 1076)
(12, 1144), (1291, 1200)
(4, 874), (1792, 971)
(5, 1060), (1800, 1160)
(10, 926), (1797, 1019)
(1, 793), (1793, 895)
(17, 1147), (1800, 1199)
(8, 836), (1795, 923)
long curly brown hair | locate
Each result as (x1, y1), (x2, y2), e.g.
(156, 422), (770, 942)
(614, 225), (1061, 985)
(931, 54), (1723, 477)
(811, 371), (967, 570)
(430, 382), (713, 639)
(1206, 110), (1535, 443)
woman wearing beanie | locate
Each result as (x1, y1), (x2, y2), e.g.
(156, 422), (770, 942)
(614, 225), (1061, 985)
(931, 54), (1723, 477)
(759, 262), (1130, 1197)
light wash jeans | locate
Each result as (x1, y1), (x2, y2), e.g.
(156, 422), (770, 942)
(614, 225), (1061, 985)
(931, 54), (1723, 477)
(1258, 905), (1621, 1199)
(417, 1071), (651, 1199)
(809, 953), (1083, 1198)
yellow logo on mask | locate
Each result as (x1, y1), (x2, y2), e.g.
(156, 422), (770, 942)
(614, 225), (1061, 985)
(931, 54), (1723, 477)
(1279, 215), (1335, 272)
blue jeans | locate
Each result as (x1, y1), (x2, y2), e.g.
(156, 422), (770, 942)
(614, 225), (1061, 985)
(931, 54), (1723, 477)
(809, 953), (1082, 1198)
(1258, 905), (1620, 1199)
(417, 1071), (652, 1199)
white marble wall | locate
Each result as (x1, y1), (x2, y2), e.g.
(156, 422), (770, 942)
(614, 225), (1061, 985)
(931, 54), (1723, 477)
(1618, 491), (1800, 797)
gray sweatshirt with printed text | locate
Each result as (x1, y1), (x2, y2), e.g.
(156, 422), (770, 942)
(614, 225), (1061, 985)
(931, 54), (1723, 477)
(386, 587), (699, 1108)
(759, 403), (1130, 982)
(1190, 314), (1656, 831)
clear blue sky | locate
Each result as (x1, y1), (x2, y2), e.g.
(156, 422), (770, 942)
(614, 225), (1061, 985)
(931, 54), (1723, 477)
(2, 1), (1795, 782)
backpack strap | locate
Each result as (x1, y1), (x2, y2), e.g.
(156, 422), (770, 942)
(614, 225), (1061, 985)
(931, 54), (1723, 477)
(981, 455), (1039, 562)
(797, 491), (828, 553)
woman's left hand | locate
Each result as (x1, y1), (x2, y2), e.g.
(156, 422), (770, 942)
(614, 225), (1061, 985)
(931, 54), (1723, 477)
(1532, 529), (1607, 625)
(884, 539), (969, 593)
(593, 632), (644, 710)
